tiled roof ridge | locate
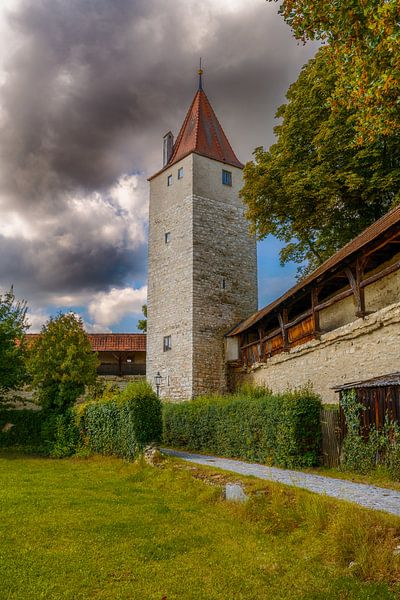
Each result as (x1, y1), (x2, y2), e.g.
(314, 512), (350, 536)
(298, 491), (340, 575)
(193, 91), (201, 152)
(203, 91), (238, 164)
(167, 92), (198, 166)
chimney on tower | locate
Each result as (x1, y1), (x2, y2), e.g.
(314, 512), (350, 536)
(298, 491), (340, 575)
(163, 131), (174, 166)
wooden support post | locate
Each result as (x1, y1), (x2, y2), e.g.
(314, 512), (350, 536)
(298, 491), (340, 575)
(311, 286), (321, 336)
(355, 256), (366, 317)
(278, 308), (289, 351)
(118, 355), (122, 376)
(345, 264), (366, 318)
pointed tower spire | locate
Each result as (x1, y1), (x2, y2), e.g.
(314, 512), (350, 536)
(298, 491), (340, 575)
(163, 74), (243, 172)
(149, 68), (243, 180)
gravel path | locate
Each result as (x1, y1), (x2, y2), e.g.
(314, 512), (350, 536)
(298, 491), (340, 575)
(162, 448), (400, 517)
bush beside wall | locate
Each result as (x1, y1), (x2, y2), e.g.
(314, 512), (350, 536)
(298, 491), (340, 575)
(0, 381), (162, 460)
(77, 381), (162, 459)
(163, 388), (322, 468)
(0, 409), (44, 449)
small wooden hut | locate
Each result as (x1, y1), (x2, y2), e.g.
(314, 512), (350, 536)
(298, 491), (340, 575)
(334, 373), (400, 438)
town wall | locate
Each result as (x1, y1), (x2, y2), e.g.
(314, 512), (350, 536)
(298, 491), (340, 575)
(229, 301), (400, 404)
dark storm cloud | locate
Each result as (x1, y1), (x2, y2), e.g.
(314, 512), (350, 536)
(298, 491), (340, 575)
(0, 0), (316, 315)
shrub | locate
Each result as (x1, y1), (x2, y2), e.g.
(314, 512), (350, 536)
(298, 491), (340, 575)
(40, 410), (80, 458)
(341, 389), (400, 479)
(0, 409), (44, 448)
(0, 408), (80, 457)
(78, 380), (162, 459)
(163, 387), (322, 468)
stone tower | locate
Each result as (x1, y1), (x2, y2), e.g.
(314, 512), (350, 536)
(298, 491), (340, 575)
(147, 71), (257, 399)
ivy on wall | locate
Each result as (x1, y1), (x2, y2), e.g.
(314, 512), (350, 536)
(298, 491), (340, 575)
(341, 389), (400, 479)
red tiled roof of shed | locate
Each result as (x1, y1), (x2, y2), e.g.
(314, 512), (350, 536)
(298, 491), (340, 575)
(25, 333), (146, 352)
(87, 333), (146, 352)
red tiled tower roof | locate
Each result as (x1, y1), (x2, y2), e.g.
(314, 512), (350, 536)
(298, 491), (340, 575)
(168, 88), (243, 169)
(149, 82), (243, 179)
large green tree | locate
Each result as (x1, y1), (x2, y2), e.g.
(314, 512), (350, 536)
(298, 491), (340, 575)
(242, 48), (400, 275)
(28, 313), (98, 412)
(272, 0), (400, 141)
(137, 304), (147, 332)
(0, 287), (29, 400)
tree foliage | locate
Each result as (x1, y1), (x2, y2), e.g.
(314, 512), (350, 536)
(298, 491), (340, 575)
(28, 313), (98, 412)
(137, 304), (147, 332)
(272, 0), (400, 142)
(0, 287), (29, 399)
(241, 48), (400, 274)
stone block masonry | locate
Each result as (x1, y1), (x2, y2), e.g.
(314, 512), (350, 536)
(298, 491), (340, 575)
(147, 153), (257, 400)
(229, 301), (400, 404)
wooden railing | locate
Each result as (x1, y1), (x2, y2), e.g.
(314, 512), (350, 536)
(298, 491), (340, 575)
(240, 315), (316, 367)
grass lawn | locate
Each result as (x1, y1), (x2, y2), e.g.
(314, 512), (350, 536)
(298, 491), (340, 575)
(1, 452), (400, 600)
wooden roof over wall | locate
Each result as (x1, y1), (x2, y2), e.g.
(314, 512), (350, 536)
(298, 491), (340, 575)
(228, 204), (400, 337)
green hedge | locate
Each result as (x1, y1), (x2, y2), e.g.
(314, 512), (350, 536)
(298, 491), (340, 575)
(77, 381), (162, 459)
(0, 409), (44, 448)
(1, 381), (162, 460)
(163, 388), (322, 468)
(0, 408), (79, 457)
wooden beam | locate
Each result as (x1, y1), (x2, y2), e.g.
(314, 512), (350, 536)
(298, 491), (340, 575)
(278, 309), (289, 350)
(241, 328), (281, 350)
(364, 230), (400, 258)
(286, 308), (313, 329)
(315, 287), (353, 312)
(345, 266), (366, 317)
(311, 286), (321, 334)
(355, 256), (366, 316)
(360, 260), (400, 289)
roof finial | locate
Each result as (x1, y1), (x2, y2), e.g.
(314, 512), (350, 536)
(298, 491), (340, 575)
(198, 57), (203, 91)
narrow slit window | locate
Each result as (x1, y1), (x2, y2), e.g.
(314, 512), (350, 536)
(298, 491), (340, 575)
(222, 170), (232, 186)
(167, 174), (172, 186)
(178, 167), (184, 179)
(165, 232), (171, 244)
(221, 277), (226, 290)
(163, 335), (172, 352)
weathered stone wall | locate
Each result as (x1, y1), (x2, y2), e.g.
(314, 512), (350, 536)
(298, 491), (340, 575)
(192, 154), (257, 395)
(230, 302), (400, 404)
(147, 152), (257, 400)
(147, 154), (194, 399)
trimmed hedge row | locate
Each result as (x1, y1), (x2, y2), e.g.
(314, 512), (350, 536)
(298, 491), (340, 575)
(0, 381), (162, 459)
(163, 388), (322, 468)
(76, 381), (162, 459)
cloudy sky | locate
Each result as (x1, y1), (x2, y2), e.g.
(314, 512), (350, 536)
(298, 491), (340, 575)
(0, 0), (316, 332)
